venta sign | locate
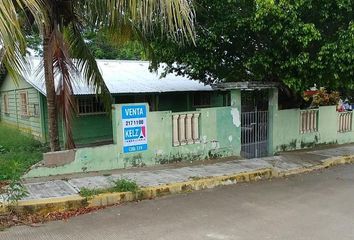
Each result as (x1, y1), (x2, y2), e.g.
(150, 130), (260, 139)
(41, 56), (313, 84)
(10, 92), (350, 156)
(121, 105), (148, 153)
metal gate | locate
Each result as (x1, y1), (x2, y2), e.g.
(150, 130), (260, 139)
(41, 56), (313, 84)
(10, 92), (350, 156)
(240, 89), (270, 159)
(241, 110), (269, 158)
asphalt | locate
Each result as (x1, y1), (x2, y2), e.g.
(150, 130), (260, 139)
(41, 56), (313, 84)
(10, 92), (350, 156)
(9, 145), (354, 202)
(2, 163), (354, 240)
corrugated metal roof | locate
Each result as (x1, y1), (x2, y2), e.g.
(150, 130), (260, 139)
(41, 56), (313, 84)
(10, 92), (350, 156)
(23, 58), (213, 96)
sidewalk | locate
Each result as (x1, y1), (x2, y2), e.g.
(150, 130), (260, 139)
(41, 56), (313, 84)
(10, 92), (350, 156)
(2, 144), (354, 215)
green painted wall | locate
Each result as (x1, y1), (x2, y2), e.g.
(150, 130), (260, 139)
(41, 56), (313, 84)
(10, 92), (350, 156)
(113, 104), (240, 167)
(269, 88), (354, 152)
(24, 99), (243, 177)
(0, 75), (44, 140)
(158, 93), (189, 112)
(41, 97), (113, 146)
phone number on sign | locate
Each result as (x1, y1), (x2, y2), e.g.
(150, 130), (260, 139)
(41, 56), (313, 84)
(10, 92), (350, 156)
(125, 120), (145, 126)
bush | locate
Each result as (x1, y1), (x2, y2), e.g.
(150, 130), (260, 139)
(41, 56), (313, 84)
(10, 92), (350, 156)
(303, 87), (340, 107)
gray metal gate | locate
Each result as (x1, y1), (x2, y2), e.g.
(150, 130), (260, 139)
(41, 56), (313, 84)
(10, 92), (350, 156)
(241, 110), (269, 158)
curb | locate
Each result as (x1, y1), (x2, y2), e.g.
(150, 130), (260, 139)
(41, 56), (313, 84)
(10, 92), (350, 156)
(1, 155), (354, 216)
(273, 155), (354, 177)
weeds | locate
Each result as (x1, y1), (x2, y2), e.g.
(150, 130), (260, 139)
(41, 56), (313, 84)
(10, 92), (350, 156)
(3, 180), (28, 203)
(79, 188), (106, 198)
(0, 123), (48, 180)
(79, 179), (139, 198)
(111, 179), (139, 193)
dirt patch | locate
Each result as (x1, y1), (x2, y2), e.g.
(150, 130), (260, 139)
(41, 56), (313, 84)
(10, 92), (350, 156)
(0, 205), (107, 231)
(0, 181), (9, 194)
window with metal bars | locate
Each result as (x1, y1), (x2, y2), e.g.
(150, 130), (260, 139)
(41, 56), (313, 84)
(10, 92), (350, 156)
(193, 92), (211, 107)
(77, 97), (105, 115)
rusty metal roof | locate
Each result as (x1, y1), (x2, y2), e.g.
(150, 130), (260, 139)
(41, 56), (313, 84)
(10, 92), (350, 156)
(22, 58), (213, 96)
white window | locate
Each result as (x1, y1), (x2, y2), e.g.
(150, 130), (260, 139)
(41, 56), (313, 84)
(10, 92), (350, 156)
(20, 91), (28, 116)
(77, 97), (105, 115)
(3, 94), (9, 114)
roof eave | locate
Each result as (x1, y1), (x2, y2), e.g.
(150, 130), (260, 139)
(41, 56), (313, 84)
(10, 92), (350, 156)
(212, 81), (279, 90)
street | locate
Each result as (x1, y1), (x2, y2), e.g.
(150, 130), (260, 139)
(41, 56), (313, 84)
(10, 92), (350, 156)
(2, 164), (354, 240)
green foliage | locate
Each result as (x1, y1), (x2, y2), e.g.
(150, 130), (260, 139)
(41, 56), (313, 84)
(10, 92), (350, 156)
(79, 179), (139, 198)
(0, 123), (47, 180)
(3, 180), (29, 203)
(111, 179), (139, 193)
(79, 187), (106, 198)
(26, 29), (146, 60)
(26, 32), (43, 56)
(84, 31), (146, 60)
(151, 0), (354, 92)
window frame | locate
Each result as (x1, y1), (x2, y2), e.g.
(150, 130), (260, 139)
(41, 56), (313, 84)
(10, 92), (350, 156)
(19, 91), (29, 116)
(3, 93), (9, 114)
(33, 103), (40, 117)
(192, 92), (212, 108)
(77, 96), (106, 116)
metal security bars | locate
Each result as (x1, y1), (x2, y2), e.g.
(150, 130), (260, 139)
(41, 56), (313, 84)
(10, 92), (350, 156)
(338, 112), (353, 133)
(300, 109), (319, 134)
(172, 112), (201, 146)
(241, 111), (269, 159)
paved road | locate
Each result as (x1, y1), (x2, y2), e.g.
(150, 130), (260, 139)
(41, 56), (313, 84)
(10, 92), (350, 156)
(2, 165), (354, 240)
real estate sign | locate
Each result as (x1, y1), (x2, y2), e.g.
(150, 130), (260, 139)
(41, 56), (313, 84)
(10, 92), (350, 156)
(121, 105), (148, 153)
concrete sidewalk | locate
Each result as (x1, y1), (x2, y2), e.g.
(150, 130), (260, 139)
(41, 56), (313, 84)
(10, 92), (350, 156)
(2, 144), (354, 214)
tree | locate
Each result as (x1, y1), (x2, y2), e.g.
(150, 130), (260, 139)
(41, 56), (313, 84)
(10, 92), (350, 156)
(27, 30), (146, 60)
(84, 31), (145, 60)
(150, 0), (353, 93)
(1, 0), (196, 151)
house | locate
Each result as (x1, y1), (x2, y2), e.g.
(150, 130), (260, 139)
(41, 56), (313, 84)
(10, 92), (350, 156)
(2, 58), (354, 178)
(0, 57), (229, 146)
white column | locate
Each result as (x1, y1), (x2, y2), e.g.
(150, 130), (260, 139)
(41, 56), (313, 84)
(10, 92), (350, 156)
(186, 114), (193, 144)
(192, 113), (200, 143)
(172, 115), (180, 146)
(178, 114), (187, 145)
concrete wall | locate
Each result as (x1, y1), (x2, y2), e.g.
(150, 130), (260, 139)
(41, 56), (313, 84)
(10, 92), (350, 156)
(269, 89), (354, 153)
(23, 88), (354, 178)
(114, 104), (240, 167)
(0, 75), (44, 140)
(24, 101), (243, 178)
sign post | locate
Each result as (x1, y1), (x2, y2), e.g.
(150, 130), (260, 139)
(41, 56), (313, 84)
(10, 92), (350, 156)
(121, 105), (148, 153)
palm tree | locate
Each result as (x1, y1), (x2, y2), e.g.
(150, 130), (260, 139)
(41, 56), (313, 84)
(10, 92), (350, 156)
(0, 0), (196, 151)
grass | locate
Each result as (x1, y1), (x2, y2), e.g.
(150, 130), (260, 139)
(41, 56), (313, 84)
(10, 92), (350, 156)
(0, 123), (48, 180)
(79, 179), (139, 198)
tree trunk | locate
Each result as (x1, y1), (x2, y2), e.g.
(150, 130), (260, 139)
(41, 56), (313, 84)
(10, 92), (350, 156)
(43, 30), (61, 151)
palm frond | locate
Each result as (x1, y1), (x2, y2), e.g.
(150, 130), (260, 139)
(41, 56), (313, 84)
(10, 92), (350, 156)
(51, 28), (77, 149)
(0, 0), (27, 83)
(0, 0), (46, 84)
(78, 0), (196, 44)
(63, 23), (113, 114)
